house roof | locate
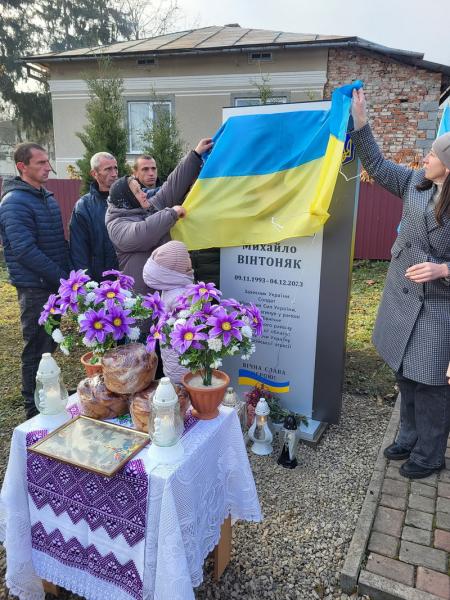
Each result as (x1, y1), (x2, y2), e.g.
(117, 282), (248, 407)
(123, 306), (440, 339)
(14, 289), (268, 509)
(22, 25), (450, 98)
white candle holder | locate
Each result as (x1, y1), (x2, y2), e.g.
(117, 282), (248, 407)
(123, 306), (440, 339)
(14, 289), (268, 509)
(248, 398), (273, 455)
(147, 378), (184, 465)
(34, 353), (69, 424)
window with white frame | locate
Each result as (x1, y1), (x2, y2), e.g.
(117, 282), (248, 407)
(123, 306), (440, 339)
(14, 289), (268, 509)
(234, 96), (287, 107)
(127, 101), (171, 154)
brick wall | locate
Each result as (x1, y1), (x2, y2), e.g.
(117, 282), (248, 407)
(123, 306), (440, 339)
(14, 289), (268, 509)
(324, 49), (442, 162)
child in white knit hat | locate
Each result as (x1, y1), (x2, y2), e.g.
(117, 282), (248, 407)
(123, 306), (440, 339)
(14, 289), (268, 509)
(143, 240), (194, 383)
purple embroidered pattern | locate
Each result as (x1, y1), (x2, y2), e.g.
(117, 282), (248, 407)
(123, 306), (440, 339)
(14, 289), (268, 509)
(31, 522), (143, 599)
(27, 431), (148, 547)
(26, 429), (49, 446)
(67, 403), (80, 419)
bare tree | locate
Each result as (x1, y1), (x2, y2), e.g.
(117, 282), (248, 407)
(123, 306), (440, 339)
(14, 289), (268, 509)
(115, 0), (181, 40)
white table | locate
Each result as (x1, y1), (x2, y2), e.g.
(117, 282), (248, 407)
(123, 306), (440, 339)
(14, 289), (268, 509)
(0, 404), (262, 600)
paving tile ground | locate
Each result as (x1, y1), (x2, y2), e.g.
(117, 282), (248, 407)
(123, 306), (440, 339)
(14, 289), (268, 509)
(343, 401), (450, 599)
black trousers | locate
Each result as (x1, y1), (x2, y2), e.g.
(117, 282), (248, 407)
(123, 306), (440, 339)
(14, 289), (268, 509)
(17, 287), (56, 419)
(395, 370), (450, 469)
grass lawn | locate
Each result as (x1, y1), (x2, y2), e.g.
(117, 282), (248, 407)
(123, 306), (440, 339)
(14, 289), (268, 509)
(345, 259), (395, 399)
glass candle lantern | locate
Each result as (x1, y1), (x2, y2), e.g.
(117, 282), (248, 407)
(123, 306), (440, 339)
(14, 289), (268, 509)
(277, 415), (299, 469)
(147, 378), (184, 465)
(34, 353), (69, 416)
(248, 398), (273, 455)
(222, 386), (246, 432)
(222, 386), (237, 407)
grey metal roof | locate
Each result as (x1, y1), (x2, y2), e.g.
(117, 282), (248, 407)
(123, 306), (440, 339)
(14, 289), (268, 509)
(23, 26), (353, 60)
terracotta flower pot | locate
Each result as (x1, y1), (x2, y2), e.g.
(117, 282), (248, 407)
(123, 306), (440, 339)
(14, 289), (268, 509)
(80, 351), (103, 378)
(182, 370), (230, 420)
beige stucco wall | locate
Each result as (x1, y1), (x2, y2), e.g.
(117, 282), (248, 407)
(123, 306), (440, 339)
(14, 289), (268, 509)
(46, 48), (329, 176)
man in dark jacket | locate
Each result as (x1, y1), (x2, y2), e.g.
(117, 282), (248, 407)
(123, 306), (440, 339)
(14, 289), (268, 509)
(0, 142), (70, 419)
(69, 152), (119, 281)
(132, 154), (161, 200)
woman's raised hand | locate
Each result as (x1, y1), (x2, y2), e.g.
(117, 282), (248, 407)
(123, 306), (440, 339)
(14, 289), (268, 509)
(351, 88), (368, 130)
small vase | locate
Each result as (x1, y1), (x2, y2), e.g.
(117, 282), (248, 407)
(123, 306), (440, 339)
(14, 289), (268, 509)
(182, 370), (230, 420)
(80, 351), (103, 378)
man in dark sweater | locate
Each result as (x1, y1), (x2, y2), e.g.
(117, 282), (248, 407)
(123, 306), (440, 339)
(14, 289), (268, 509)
(69, 152), (119, 281)
(0, 143), (70, 419)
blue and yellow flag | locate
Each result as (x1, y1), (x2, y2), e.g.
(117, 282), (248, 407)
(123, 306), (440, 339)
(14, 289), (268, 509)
(437, 105), (450, 137)
(172, 81), (362, 250)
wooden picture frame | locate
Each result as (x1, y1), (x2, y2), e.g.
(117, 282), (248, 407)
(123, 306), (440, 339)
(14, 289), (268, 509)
(28, 415), (149, 476)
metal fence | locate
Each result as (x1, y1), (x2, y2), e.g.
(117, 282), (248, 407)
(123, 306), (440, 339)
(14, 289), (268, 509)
(0, 177), (401, 259)
(354, 182), (402, 260)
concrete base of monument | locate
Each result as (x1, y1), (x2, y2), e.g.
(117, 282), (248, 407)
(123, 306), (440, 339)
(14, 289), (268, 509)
(298, 419), (328, 445)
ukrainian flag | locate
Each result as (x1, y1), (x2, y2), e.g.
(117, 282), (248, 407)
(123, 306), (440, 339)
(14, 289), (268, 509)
(172, 81), (362, 250)
(238, 369), (290, 394)
(438, 105), (450, 136)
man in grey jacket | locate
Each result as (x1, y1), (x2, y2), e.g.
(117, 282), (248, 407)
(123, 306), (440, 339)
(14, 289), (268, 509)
(105, 138), (212, 296)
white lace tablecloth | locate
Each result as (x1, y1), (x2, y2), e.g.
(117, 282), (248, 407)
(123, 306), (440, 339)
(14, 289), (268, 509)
(0, 404), (262, 600)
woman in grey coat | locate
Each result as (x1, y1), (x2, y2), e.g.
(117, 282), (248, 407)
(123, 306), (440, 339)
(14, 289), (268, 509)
(351, 88), (450, 479)
(105, 138), (212, 296)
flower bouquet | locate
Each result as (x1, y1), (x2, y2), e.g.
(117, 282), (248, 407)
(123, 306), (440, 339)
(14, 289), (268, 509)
(39, 269), (162, 365)
(245, 384), (308, 428)
(147, 282), (264, 419)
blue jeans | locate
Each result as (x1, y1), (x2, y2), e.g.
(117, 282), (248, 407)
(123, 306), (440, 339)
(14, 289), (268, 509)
(395, 371), (450, 469)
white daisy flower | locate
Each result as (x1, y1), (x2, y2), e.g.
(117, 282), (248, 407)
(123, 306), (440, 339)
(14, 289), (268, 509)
(51, 328), (65, 343)
(124, 297), (137, 308)
(242, 325), (253, 338)
(85, 292), (96, 304)
(207, 338), (223, 351)
(82, 336), (96, 348)
(128, 327), (140, 341)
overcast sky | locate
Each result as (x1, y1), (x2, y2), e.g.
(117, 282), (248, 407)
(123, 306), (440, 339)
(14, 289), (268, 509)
(177, 0), (450, 67)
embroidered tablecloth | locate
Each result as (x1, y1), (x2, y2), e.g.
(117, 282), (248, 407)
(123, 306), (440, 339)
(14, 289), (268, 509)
(0, 402), (261, 600)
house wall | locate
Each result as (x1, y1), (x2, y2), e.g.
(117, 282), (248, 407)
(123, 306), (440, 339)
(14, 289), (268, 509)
(47, 48), (329, 176)
(324, 48), (442, 161)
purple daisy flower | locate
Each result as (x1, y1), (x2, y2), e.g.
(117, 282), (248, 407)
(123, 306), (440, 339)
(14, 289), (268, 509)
(79, 308), (114, 343)
(187, 282), (222, 303)
(102, 269), (135, 291)
(38, 294), (61, 325)
(221, 298), (243, 311)
(206, 308), (245, 346)
(170, 321), (208, 354)
(142, 291), (165, 318)
(94, 281), (126, 306)
(192, 301), (219, 322)
(58, 270), (90, 306)
(246, 303), (264, 336)
(107, 305), (135, 341)
(59, 297), (80, 314)
(145, 324), (167, 352)
(171, 295), (190, 313)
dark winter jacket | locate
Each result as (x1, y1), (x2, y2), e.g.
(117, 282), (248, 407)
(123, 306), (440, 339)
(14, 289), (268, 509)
(0, 177), (70, 290)
(106, 150), (202, 295)
(69, 182), (118, 282)
(190, 248), (220, 289)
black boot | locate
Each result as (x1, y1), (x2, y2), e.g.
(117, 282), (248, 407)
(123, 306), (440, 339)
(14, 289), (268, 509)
(383, 443), (411, 461)
(399, 459), (445, 479)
